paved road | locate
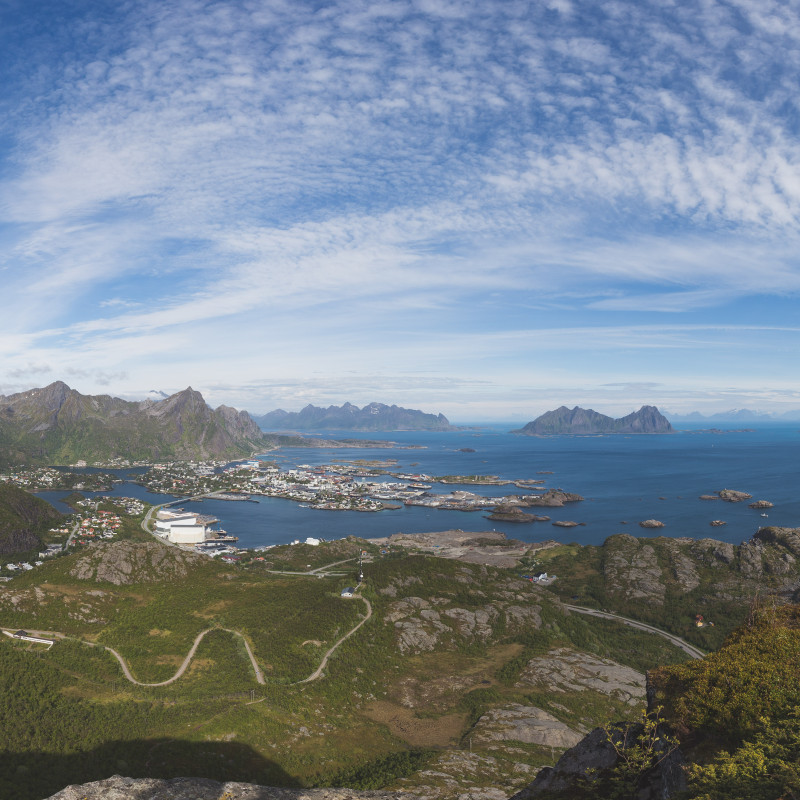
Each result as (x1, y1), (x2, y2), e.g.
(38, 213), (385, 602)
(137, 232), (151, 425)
(295, 596), (372, 684)
(101, 627), (265, 686)
(564, 604), (706, 659)
(64, 520), (80, 549)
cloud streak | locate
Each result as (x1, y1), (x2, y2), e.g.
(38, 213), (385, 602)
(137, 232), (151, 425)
(0, 0), (799, 415)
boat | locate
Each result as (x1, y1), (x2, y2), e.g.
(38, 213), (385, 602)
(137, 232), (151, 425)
(761, 513), (769, 517)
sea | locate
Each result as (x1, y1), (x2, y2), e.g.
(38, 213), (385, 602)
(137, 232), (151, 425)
(35, 423), (800, 549)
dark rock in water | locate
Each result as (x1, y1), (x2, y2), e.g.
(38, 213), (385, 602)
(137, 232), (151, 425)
(639, 519), (665, 529)
(749, 499), (774, 509)
(699, 494), (718, 500)
(518, 489), (583, 507)
(717, 489), (752, 502)
(710, 520), (727, 527)
(487, 505), (546, 523)
(458, 447), (476, 452)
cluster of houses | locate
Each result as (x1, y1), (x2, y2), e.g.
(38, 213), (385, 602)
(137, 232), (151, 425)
(1, 559), (43, 575)
(70, 510), (124, 546)
(0, 466), (114, 491)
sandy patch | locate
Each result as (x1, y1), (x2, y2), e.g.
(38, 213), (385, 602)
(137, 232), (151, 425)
(362, 700), (467, 747)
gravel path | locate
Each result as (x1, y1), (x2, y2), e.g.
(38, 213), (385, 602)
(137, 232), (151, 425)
(295, 596), (372, 684)
(98, 627), (265, 686)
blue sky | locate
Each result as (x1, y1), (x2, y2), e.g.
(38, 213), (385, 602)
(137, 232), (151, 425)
(1, 0), (800, 421)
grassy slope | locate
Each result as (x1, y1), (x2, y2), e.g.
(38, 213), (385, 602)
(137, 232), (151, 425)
(0, 531), (693, 800)
(0, 483), (62, 557)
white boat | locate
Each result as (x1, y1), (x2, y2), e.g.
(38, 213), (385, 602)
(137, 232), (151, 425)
(761, 513), (768, 517)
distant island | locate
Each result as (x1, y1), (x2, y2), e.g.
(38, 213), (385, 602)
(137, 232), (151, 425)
(253, 401), (453, 431)
(512, 405), (673, 435)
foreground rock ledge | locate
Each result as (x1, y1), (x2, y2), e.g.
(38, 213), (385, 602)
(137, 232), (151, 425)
(47, 775), (418, 800)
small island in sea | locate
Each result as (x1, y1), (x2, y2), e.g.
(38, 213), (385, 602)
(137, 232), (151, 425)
(512, 404), (673, 435)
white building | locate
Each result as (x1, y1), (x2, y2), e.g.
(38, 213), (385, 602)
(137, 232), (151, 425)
(154, 513), (209, 544)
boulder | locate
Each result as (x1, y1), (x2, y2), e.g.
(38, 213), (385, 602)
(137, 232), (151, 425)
(46, 776), (413, 799)
(472, 705), (583, 748)
(514, 647), (646, 705)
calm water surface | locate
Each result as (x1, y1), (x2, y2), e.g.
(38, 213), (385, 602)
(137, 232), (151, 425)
(36, 424), (800, 549)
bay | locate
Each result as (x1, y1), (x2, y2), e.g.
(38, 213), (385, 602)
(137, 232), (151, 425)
(36, 423), (800, 549)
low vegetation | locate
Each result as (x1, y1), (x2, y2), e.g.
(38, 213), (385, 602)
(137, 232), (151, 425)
(0, 528), (697, 799)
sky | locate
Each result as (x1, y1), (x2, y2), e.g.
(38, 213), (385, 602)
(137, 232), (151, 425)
(1, 0), (800, 422)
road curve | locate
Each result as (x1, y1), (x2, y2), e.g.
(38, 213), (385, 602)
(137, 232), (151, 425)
(295, 596), (372, 684)
(564, 604), (706, 660)
(102, 627), (265, 686)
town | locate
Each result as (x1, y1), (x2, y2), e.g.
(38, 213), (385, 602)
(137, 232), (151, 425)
(138, 459), (561, 514)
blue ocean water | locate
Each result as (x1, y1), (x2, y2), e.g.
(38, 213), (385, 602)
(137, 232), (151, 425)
(36, 424), (800, 549)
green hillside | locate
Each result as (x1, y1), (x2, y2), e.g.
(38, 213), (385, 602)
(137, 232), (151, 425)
(0, 483), (61, 556)
(0, 527), (692, 800)
(0, 382), (272, 466)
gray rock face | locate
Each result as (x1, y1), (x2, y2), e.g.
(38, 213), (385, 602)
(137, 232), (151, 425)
(515, 648), (646, 705)
(70, 541), (204, 585)
(472, 705), (583, 748)
(46, 776), (413, 800)
(669, 550), (700, 592)
(690, 538), (735, 566)
(509, 724), (687, 800)
(386, 595), (542, 654)
(604, 535), (666, 605)
(504, 605), (542, 631)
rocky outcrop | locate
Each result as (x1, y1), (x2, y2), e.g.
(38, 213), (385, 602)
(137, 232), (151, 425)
(717, 489), (752, 502)
(749, 500), (774, 509)
(385, 593), (542, 654)
(690, 538), (734, 565)
(70, 541), (204, 585)
(514, 648), (646, 705)
(518, 489), (583, 508)
(47, 776), (412, 799)
(472, 705), (583, 748)
(638, 519), (665, 529)
(487, 505), (544, 523)
(603, 535), (666, 605)
(509, 723), (686, 799)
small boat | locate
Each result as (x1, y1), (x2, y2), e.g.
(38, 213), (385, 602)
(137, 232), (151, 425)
(761, 513), (768, 517)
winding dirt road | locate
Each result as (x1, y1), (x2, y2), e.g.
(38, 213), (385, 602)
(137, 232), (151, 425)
(95, 627), (265, 686)
(295, 595), (372, 684)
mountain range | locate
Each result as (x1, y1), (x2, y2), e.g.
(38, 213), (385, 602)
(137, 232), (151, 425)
(667, 408), (800, 422)
(253, 401), (452, 431)
(0, 382), (270, 466)
(513, 405), (673, 435)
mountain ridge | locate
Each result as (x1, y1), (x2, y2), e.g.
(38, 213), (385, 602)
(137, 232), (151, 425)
(253, 401), (452, 431)
(512, 405), (673, 435)
(0, 382), (271, 465)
